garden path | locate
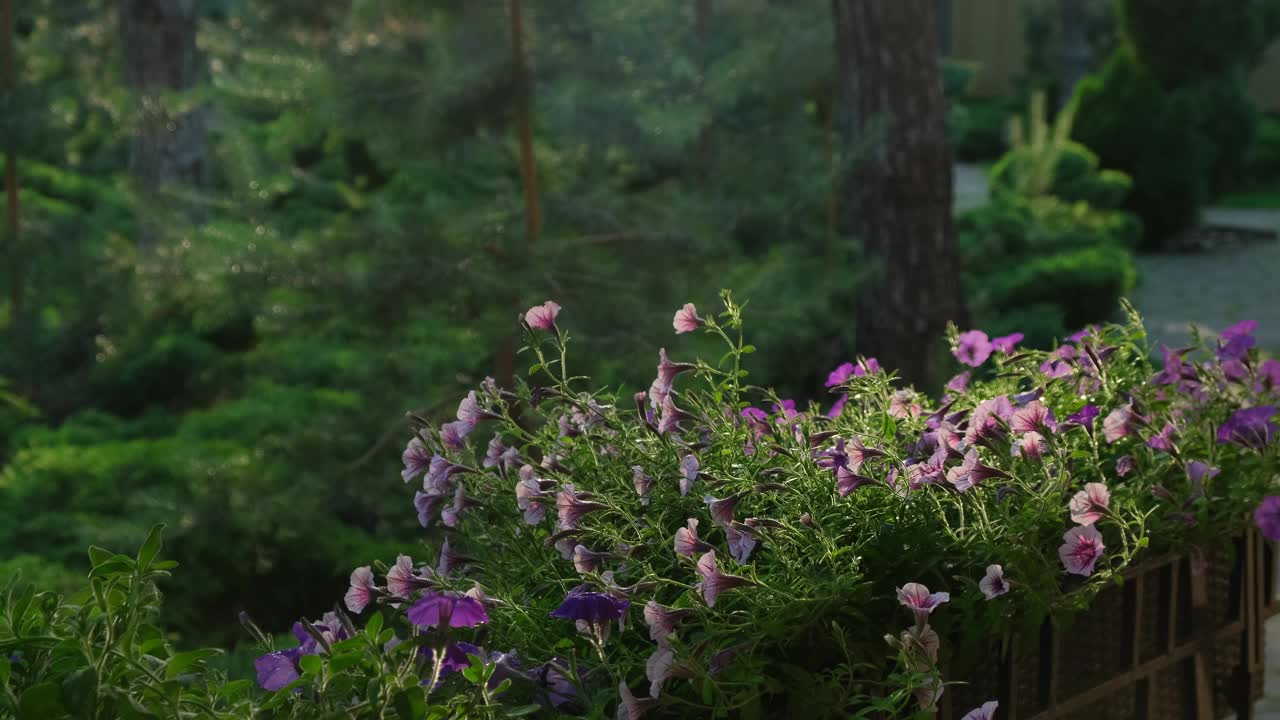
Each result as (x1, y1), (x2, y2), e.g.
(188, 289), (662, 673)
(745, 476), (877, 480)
(952, 164), (1280, 353)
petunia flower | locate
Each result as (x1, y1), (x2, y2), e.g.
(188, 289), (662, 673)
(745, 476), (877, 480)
(945, 371), (971, 394)
(1152, 345), (1193, 385)
(1146, 423), (1178, 454)
(1216, 406), (1278, 449)
(646, 646), (675, 698)
(1115, 455), (1135, 477)
(516, 471), (553, 525)
(407, 591), (489, 628)
(1186, 460), (1219, 501)
(523, 300), (562, 335)
(1064, 404), (1099, 428)
(1011, 399), (1056, 434)
(826, 362), (856, 387)
(966, 396), (1013, 448)
(1059, 525), (1105, 576)
(436, 537), (465, 576)
(426, 642), (486, 680)
(617, 681), (658, 720)
(425, 455), (464, 495)
(1040, 345), (1077, 379)
(572, 545), (609, 574)
(695, 551), (753, 607)
(557, 489), (607, 529)
(889, 390), (923, 419)
(1069, 482), (1110, 526)
(386, 555), (431, 599)
(550, 588), (629, 644)
(402, 435), (432, 483)
(414, 491), (448, 528)
(1102, 405), (1140, 443)
(1017, 431), (1047, 462)
(484, 433), (519, 471)
(439, 420), (472, 451)
(991, 333), (1023, 353)
(979, 565), (1008, 600)
(897, 583), (949, 625)
(255, 650), (302, 691)
(704, 493), (743, 526)
(1261, 359), (1280, 389)
(826, 394), (848, 418)
(1254, 497), (1280, 542)
(632, 465), (655, 504)
(1218, 320), (1257, 360)
(644, 601), (692, 645)
(946, 448), (1011, 492)
(531, 661), (578, 708)
(679, 455), (700, 496)
(954, 330), (993, 367)
(440, 484), (470, 528)
(657, 395), (689, 435)
(456, 391), (490, 429)
(725, 522), (759, 564)
(672, 303), (703, 334)
(962, 701), (1000, 720)
(674, 518), (715, 557)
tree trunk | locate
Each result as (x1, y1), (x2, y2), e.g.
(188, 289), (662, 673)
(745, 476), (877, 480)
(1, 0), (21, 313)
(119, 0), (207, 246)
(831, 0), (967, 388)
(1056, 0), (1090, 108)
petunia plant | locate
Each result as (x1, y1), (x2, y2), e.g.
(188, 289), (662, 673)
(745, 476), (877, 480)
(249, 292), (1279, 718)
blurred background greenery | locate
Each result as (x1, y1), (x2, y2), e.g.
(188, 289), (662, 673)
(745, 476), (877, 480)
(1, 0), (1278, 652)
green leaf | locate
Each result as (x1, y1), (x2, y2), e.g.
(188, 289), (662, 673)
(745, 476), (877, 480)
(0, 656), (10, 687)
(740, 344), (757, 354)
(87, 559), (133, 580)
(528, 363), (543, 376)
(328, 653), (363, 672)
(150, 560), (179, 571)
(136, 524), (166, 570)
(19, 682), (66, 718)
(165, 649), (221, 679)
(298, 654), (323, 676)
(503, 705), (541, 717)
(87, 546), (113, 567)
(364, 611), (383, 639)
(60, 667), (98, 719)
(393, 688), (426, 720)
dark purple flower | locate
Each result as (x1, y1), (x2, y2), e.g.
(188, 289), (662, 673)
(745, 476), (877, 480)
(456, 391), (489, 429)
(945, 372), (971, 394)
(644, 601), (691, 644)
(532, 661), (577, 708)
(414, 491), (447, 528)
(1040, 345), (1077, 379)
(837, 465), (875, 496)
(1064, 404), (1099, 428)
(1069, 325), (1100, 343)
(1219, 320), (1257, 360)
(439, 420), (471, 451)
(954, 330), (993, 367)
(657, 395), (689, 435)
(991, 333), (1023, 353)
(551, 588), (630, 627)
(826, 394), (849, 418)
(428, 642), (484, 679)
(1146, 423), (1178, 454)
(425, 455), (463, 495)
(344, 566), (376, 613)
(674, 518), (714, 557)
(402, 435), (432, 483)
(557, 489), (607, 529)
(484, 433), (519, 471)
(965, 396), (1013, 448)
(695, 551), (752, 607)
(772, 398), (799, 419)
(523, 300), (562, 335)
(826, 362), (856, 388)
(1254, 497), (1280, 542)
(255, 650), (301, 691)
(1115, 455), (1136, 477)
(1217, 406), (1278, 449)
(408, 591), (489, 628)
(1153, 345), (1193, 385)
(672, 303), (703, 334)
(1261, 359), (1280, 389)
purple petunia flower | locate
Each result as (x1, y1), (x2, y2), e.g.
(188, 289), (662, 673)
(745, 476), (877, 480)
(725, 522), (759, 564)
(408, 591), (489, 628)
(1153, 345), (1193, 386)
(1103, 405), (1139, 443)
(679, 454), (700, 496)
(557, 489), (607, 529)
(954, 330), (993, 367)
(826, 362), (856, 387)
(644, 601), (692, 645)
(255, 650), (301, 692)
(344, 566), (377, 613)
(826, 394), (849, 418)
(1254, 497), (1280, 542)
(1011, 399), (1056, 434)
(962, 701), (1000, 720)
(945, 371), (971, 394)
(531, 661), (577, 708)
(837, 465), (876, 496)
(523, 300), (562, 335)
(551, 588), (629, 644)
(657, 395), (689, 435)
(1059, 525), (1104, 576)
(674, 518), (715, 557)
(425, 455), (463, 495)
(1219, 320), (1257, 360)
(991, 333), (1023, 354)
(572, 545), (609, 574)
(946, 448), (1010, 492)
(414, 491), (447, 528)
(1261, 359), (1280, 389)
(436, 537), (465, 576)
(646, 646), (675, 698)
(456, 391), (487, 429)
(1017, 431), (1047, 462)
(441, 484), (470, 528)
(979, 565), (1008, 600)
(1115, 455), (1136, 477)
(484, 433), (519, 471)
(632, 465), (655, 504)
(897, 582), (949, 625)
(672, 303), (703, 334)
(966, 396), (1013, 448)
(1064, 404), (1099, 429)
(1217, 406), (1278, 449)
(1040, 345), (1077, 379)
(387, 555), (431, 599)
(1146, 423), (1179, 454)
(402, 435), (432, 483)
(1069, 325), (1100, 343)
(1069, 483), (1110, 526)
(617, 681), (658, 720)
(426, 642), (485, 680)
(695, 551), (752, 607)
(439, 420), (472, 451)
(704, 493), (743, 527)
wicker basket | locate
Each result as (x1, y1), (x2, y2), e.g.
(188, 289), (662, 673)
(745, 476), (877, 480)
(940, 530), (1278, 720)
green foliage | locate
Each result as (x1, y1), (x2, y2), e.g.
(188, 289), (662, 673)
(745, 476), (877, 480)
(948, 98), (1012, 163)
(1070, 45), (1209, 248)
(1118, 0), (1280, 88)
